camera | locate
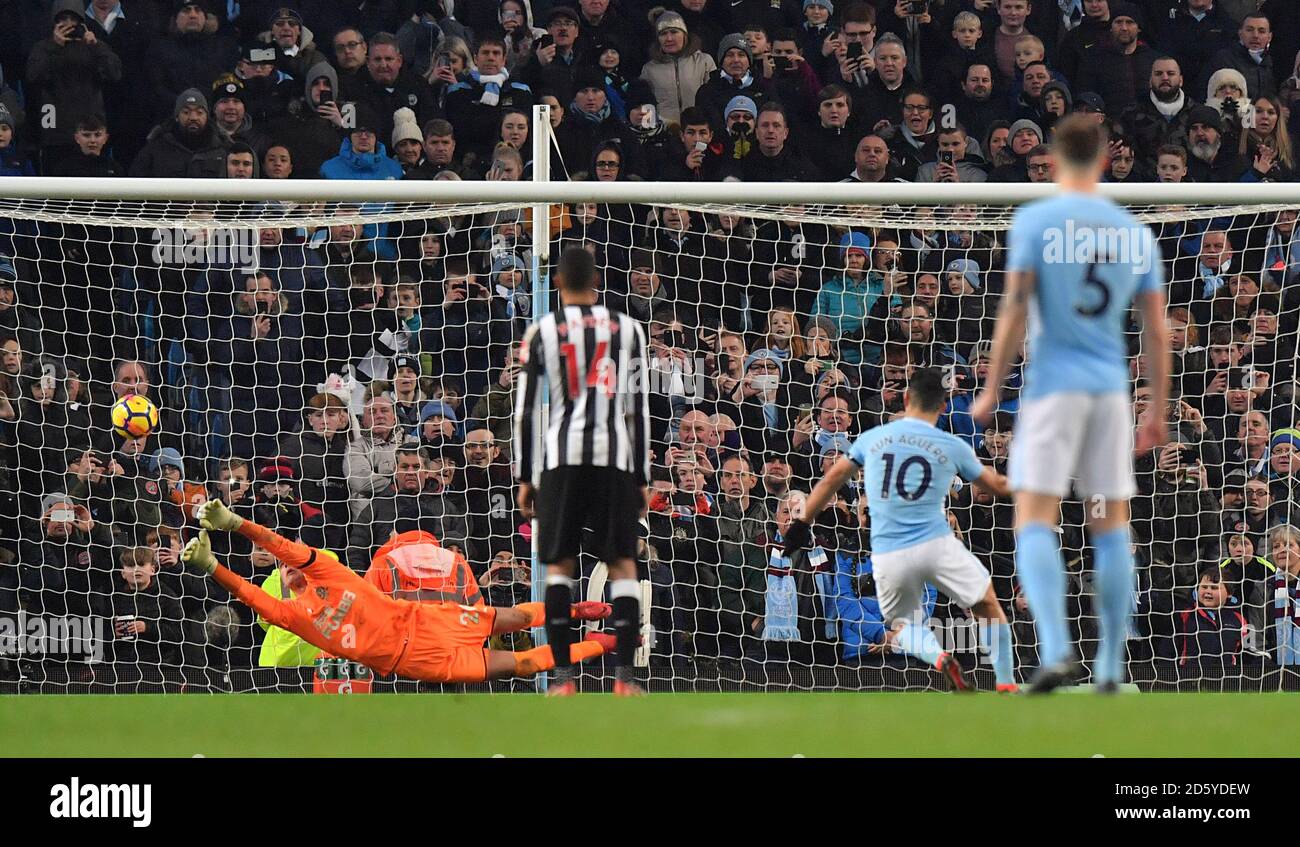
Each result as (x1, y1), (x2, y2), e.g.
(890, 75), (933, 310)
(939, 150), (954, 165)
(536, 33), (554, 51)
(318, 85), (334, 106)
(70, 23), (87, 40)
(773, 55), (792, 72)
(1222, 97), (1238, 115)
(846, 41), (864, 61)
(907, 0), (928, 14)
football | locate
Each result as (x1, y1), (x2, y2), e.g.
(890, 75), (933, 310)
(111, 393), (160, 439)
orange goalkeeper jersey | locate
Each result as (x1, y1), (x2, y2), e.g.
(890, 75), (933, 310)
(212, 550), (421, 677)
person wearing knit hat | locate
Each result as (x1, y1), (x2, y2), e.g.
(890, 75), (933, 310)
(655, 10), (687, 34)
(1187, 103), (1223, 134)
(716, 33), (753, 68)
(1270, 428), (1300, 457)
(1007, 118), (1042, 148)
(391, 106), (424, 169)
(1108, 1), (1144, 30)
(725, 94), (757, 120)
(175, 88), (208, 120)
(803, 0), (834, 16)
(944, 258), (982, 292)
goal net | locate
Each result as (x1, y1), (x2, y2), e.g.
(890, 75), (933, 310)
(1, 180), (1298, 694)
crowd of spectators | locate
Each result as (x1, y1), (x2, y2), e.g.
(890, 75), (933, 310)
(0, 0), (1299, 690)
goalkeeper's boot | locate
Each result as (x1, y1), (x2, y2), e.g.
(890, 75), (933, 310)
(1025, 655), (1080, 695)
(936, 652), (973, 693)
(995, 683), (1020, 694)
(546, 679), (578, 697)
(613, 679), (646, 697)
(584, 631), (617, 652)
(571, 601), (612, 621)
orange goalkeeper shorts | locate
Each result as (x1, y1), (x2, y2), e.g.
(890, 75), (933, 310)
(395, 603), (498, 683)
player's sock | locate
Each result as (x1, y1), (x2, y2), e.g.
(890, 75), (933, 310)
(992, 621), (1015, 688)
(1093, 526), (1134, 685)
(609, 578), (640, 684)
(895, 621), (943, 667)
(1016, 523), (1071, 667)
(513, 641), (607, 677)
(516, 601), (545, 628)
(544, 575), (575, 683)
(236, 520), (314, 568)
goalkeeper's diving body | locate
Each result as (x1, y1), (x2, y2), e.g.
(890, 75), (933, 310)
(181, 500), (614, 683)
(783, 368), (1016, 692)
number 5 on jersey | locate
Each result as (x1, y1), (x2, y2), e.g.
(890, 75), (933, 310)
(560, 340), (616, 400)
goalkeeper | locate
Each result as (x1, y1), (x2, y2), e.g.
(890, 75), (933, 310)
(181, 500), (614, 683)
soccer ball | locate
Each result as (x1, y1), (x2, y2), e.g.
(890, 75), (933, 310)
(111, 394), (159, 439)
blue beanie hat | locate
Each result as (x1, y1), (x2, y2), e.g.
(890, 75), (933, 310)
(839, 230), (873, 259)
(803, 0), (834, 13)
(725, 95), (758, 119)
(945, 258), (983, 291)
(819, 432), (853, 457)
(419, 400), (459, 424)
(744, 348), (786, 376)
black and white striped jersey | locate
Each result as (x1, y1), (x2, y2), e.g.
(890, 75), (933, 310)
(513, 304), (651, 486)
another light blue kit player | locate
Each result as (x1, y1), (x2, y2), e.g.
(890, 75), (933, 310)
(849, 418), (990, 630)
(1005, 195), (1164, 500)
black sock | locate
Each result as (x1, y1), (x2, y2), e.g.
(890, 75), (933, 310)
(611, 595), (640, 682)
(544, 581), (574, 671)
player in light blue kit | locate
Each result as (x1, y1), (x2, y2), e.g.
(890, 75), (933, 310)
(785, 369), (1015, 692)
(970, 114), (1171, 694)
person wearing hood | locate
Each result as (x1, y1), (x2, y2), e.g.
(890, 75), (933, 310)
(146, 1), (238, 122)
(577, 0), (643, 75)
(445, 32), (536, 161)
(915, 123), (989, 182)
(639, 9), (716, 124)
(1205, 66), (1254, 152)
(129, 88), (231, 178)
(264, 61), (347, 178)
(555, 65), (645, 177)
(1036, 79), (1074, 131)
(259, 6), (326, 81)
(1120, 56), (1196, 169)
(210, 75), (272, 159)
(1075, 3), (1159, 113)
(497, 0), (547, 72)
(695, 32), (769, 130)
(1198, 11), (1277, 103)
(351, 32), (439, 150)
(396, 0), (475, 78)
(812, 232), (883, 366)
(233, 40), (295, 123)
(26, 0), (123, 164)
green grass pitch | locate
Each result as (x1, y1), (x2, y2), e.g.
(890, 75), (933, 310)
(2, 692), (1292, 757)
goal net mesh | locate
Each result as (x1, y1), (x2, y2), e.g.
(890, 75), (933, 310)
(1, 194), (1298, 693)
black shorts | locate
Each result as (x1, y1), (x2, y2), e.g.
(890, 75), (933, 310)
(535, 466), (642, 564)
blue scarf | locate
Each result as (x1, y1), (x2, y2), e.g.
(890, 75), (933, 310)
(571, 99), (612, 125)
(1199, 262), (1229, 299)
(763, 543), (800, 641)
(807, 546), (837, 640)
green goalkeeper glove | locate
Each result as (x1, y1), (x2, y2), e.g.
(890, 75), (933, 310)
(181, 530), (217, 576)
(197, 498), (243, 532)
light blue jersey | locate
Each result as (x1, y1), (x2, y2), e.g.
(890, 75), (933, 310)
(848, 417), (984, 554)
(1005, 192), (1164, 401)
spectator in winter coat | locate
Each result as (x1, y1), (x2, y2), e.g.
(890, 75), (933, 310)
(263, 62), (346, 179)
(640, 10), (716, 124)
(1176, 567), (1248, 682)
(349, 32), (439, 151)
(0, 106), (34, 176)
(26, 0), (123, 163)
(695, 33), (768, 131)
(277, 392), (352, 552)
(1198, 12), (1277, 103)
(259, 6), (327, 82)
(1074, 3), (1159, 114)
(444, 33), (536, 161)
(147, 1), (238, 123)
(129, 89), (231, 178)
(555, 65), (644, 178)
(51, 114), (123, 177)
(320, 107), (404, 181)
